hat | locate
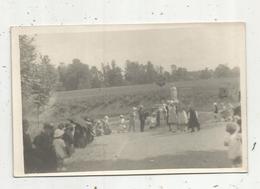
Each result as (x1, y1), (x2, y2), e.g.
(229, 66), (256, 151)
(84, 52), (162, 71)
(54, 129), (64, 138)
(214, 102), (217, 106)
(104, 115), (109, 120)
(120, 115), (124, 118)
(226, 122), (239, 134)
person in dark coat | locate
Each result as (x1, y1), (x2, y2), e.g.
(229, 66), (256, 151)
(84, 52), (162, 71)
(156, 109), (160, 127)
(63, 123), (75, 157)
(138, 105), (146, 132)
(33, 123), (57, 172)
(187, 107), (200, 132)
(23, 119), (35, 173)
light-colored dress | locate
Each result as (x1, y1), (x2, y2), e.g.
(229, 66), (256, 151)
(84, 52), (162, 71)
(178, 110), (188, 125)
(53, 138), (67, 159)
(168, 106), (177, 124)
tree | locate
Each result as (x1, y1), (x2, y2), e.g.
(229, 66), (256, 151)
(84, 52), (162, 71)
(125, 60), (146, 85)
(19, 35), (57, 119)
(90, 66), (103, 88)
(19, 35), (37, 101)
(214, 64), (232, 78)
(32, 55), (57, 124)
(63, 59), (91, 90)
(145, 61), (157, 83)
(102, 60), (123, 87)
(231, 66), (240, 77)
(175, 67), (188, 81)
(199, 67), (213, 79)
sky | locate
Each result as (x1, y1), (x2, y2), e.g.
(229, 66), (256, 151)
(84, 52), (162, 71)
(31, 24), (245, 71)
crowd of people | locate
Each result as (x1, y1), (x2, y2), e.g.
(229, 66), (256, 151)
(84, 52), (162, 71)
(22, 98), (242, 173)
(22, 118), (96, 173)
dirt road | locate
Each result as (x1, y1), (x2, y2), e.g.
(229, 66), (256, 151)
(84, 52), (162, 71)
(65, 122), (231, 172)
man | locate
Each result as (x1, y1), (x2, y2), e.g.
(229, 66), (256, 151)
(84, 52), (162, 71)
(33, 123), (57, 172)
(138, 105), (146, 132)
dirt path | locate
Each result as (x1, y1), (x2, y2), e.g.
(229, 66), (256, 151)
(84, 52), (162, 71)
(65, 122), (231, 172)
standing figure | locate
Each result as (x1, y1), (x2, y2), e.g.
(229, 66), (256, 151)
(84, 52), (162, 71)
(63, 123), (75, 157)
(129, 107), (137, 132)
(162, 103), (168, 125)
(187, 107), (200, 132)
(53, 129), (67, 171)
(177, 108), (188, 132)
(138, 105), (146, 132)
(168, 103), (178, 132)
(213, 102), (219, 121)
(33, 123), (57, 172)
(22, 119), (36, 173)
(156, 109), (161, 127)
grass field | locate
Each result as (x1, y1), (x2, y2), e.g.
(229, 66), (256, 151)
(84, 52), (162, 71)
(38, 77), (239, 122)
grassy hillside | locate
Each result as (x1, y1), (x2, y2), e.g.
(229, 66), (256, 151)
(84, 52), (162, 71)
(39, 77), (240, 122)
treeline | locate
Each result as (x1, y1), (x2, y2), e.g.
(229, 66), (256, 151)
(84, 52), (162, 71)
(56, 59), (240, 91)
(20, 34), (240, 113)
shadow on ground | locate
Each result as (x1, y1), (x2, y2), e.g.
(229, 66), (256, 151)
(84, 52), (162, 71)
(65, 150), (232, 172)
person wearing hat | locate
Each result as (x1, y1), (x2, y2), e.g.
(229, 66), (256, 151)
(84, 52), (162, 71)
(53, 128), (67, 171)
(224, 122), (242, 167)
(33, 123), (57, 172)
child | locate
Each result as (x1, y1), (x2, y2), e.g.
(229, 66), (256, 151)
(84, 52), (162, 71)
(147, 112), (157, 129)
(95, 120), (103, 136)
(224, 122), (242, 167)
(119, 115), (127, 133)
(53, 129), (67, 171)
(103, 116), (112, 135)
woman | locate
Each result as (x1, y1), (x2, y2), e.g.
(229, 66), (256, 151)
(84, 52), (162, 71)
(177, 108), (188, 132)
(129, 107), (137, 132)
(168, 103), (177, 132)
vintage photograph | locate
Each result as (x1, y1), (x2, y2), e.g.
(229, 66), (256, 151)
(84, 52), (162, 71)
(11, 23), (247, 176)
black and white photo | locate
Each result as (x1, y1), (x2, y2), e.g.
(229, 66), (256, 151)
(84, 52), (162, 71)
(11, 23), (247, 176)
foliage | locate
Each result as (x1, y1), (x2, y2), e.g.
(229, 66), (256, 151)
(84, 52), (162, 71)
(19, 35), (57, 114)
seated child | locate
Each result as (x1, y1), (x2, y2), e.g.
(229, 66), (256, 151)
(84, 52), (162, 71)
(224, 122), (242, 168)
(118, 115), (127, 133)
